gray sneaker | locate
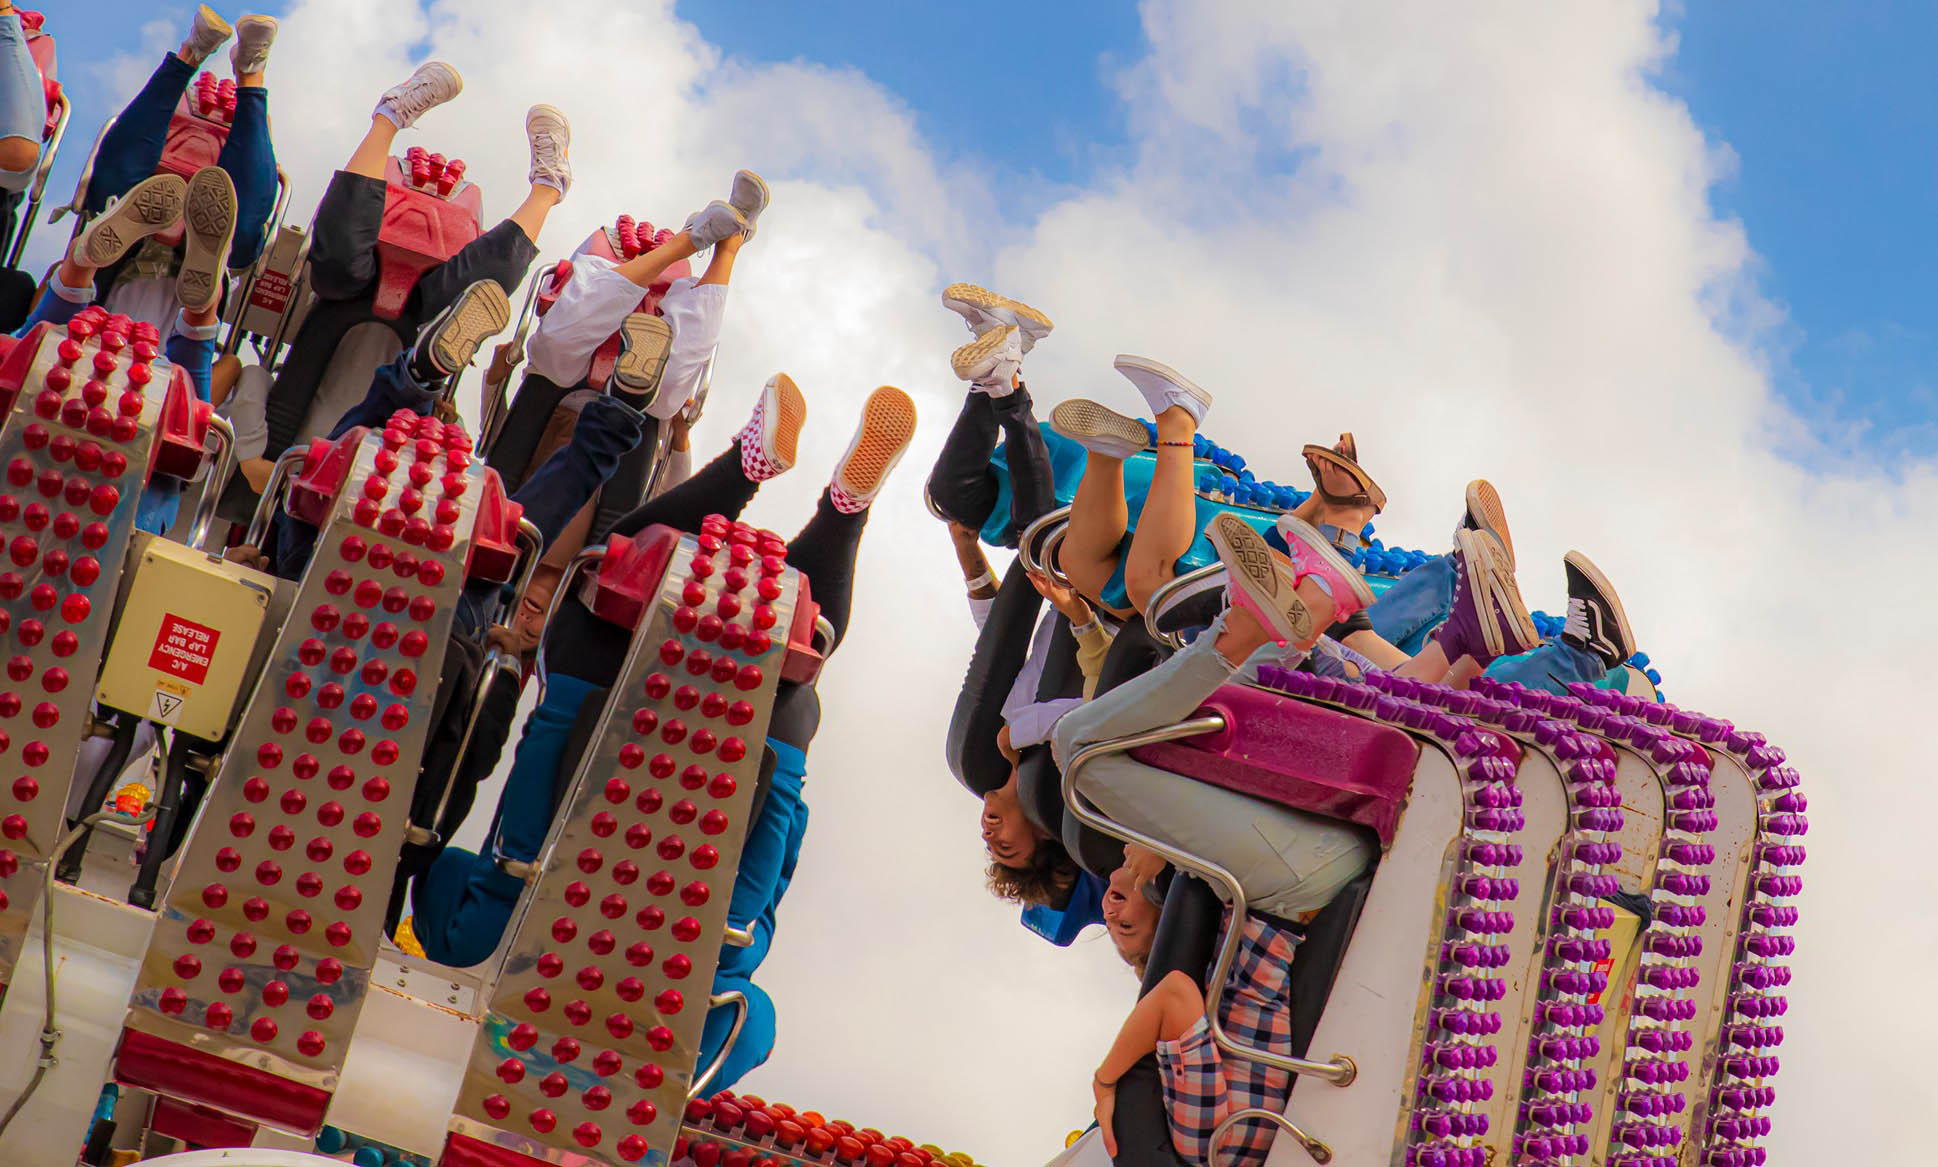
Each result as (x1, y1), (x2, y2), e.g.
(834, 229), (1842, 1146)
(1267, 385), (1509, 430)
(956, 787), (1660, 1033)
(683, 200), (749, 250)
(177, 167), (237, 313)
(230, 14), (277, 76)
(71, 173), (187, 269)
(728, 169), (769, 239)
(179, 6), (233, 68)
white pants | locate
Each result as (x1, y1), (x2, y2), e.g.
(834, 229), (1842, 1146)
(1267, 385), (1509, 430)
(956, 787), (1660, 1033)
(525, 254), (727, 421)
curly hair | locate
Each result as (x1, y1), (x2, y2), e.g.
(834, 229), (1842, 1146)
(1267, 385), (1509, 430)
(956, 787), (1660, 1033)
(985, 840), (1081, 908)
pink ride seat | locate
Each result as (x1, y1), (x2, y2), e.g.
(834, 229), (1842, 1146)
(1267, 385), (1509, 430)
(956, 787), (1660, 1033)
(533, 215), (693, 390)
(146, 73), (238, 248)
(1127, 681), (1421, 845)
(372, 151), (484, 319)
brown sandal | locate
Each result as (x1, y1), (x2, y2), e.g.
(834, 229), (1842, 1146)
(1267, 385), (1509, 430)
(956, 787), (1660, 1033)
(1302, 432), (1387, 513)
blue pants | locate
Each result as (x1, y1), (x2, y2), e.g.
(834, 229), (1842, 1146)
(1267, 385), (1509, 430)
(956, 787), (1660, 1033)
(0, 12), (42, 194)
(411, 674), (599, 967)
(1483, 637), (1607, 695)
(1366, 553), (1455, 656)
(88, 55), (278, 268)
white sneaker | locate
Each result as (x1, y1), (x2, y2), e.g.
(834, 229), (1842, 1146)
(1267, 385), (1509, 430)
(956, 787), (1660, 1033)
(683, 200), (749, 250)
(180, 6), (233, 68)
(728, 170), (769, 240)
(1113, 354), (1211, 426)
(940, 283), (1054, 352)
(1049, 399), (1149, 461)
(177, 167), (237, 313)
(526, 104), (571, 196)
(230, 14), (277, 76)
(828, 386), (917, 514)
(950, 325), (1021, 397)
(375, 61), (463, 130)
(71, 173), (187, 269)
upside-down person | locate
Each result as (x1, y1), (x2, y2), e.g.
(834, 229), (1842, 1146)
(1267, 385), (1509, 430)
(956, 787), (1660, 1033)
(1056, 514), (1382, 1167)
(57, 7), (277, 329)
(0, 0), (47, 191)
(410, 373), (918, 1092)
(11, 166), (238, 532)
(224, 61), (570, 485)
(487, 178), (772, 658)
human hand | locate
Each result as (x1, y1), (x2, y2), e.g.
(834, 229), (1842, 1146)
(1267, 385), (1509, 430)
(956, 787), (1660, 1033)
(1122, 843), (1167, 890)
(1027, 569), (1090, 625)
(224, 544), (270, 572)
(1092, 1076), (1118, 1157)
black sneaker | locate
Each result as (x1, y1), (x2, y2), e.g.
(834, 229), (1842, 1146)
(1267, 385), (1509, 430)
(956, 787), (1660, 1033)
(1560, 550), (1635, 668)
(410, 279), (510, 382)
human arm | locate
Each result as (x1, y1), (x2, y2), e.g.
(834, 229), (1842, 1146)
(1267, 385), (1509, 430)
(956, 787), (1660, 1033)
(949, 521), (998, 628)
(1093, 971), (1208, 1157)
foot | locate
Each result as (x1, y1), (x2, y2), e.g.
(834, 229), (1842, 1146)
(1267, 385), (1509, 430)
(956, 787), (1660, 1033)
(940, 283), (1054, 352)
(1431, 529), (1537, 665)
(375, 61), (463, 130)
(728, 169), (769, 239)
(71, 173), (187, 269)
(735, 373), (807, 483)
(1049, 398), (1148, 460)
(177, 167), (236, 312)
(1113, 354), (1210, 426)
(610, 312), (674, 407)
(1207, 514), (1313, 649)
(1303, 433), (1386, 514)
(683, 200), (748, 250)
(950, 325), (1021, 396)
(410, 280), (511, 381)
(1561, 550), (1634, 669)
(179, 5), (232, 67)
(1275, 514), (1376, 620)
(828, 385), (917, 514)
(526, 104), (572, 196)
(1461, 478), (1513, 565)
(230, 14), (277, 76)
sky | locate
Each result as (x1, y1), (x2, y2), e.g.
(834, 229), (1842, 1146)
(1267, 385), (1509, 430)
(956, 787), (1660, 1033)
(19, 2), (1938, 1165)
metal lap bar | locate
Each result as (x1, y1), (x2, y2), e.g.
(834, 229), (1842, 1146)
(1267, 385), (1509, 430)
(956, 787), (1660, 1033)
(116, 417), (495, 1134)
(1017, 504), (1072, 583)
(445, 523), (798, 1166)
(0, 318), (195, 996)
(1211, 1108), (1332, 1166)
(1062, 717), (1357, 1085)
(687, 990), (747, 1102)
(5, 88), (68, 268)
(241, 446), (308, 548)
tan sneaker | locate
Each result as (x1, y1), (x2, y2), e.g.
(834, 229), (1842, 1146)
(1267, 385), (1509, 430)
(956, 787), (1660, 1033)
(1463, 478), (1514, 565)
(828, 386), (916, 513)
(1207, 514), (1313, 648)
(611, 312), (674, 406)
(72, 173), (187, 269)
(1049, 398), (1149, 461)
(413, 280), (511, 378)
(949, 325), (1021, 395)
(179, 6), (233, 68)
(941, 282), (1054, 351)
(177, 167), (237, 312)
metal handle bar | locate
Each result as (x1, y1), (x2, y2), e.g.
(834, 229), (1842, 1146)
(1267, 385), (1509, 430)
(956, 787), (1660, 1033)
(6, 90), (68, 268)
(1212, 1108), (1333, 1165)
(687, 991), (749, 1101)
(186, 413), (237, 552)
(1144, 563), (1226, 650)
(240, 446), (307, 548)
(1063, 718), (1358, 1086)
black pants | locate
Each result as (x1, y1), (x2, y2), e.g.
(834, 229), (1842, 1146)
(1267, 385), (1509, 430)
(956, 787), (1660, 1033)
(549, 438), (865, 749)
(307, 170), (538, 331)
(925, 386), (1055, 547)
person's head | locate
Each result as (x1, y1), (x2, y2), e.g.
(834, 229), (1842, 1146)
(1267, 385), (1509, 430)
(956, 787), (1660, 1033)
(1102, 862), (1161, 974)
(982, 775), (1075, 903)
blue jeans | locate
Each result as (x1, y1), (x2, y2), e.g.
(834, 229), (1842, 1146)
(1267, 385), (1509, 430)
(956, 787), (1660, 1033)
(1366, 553), (1455, 655)
(1483, 637), (1607, 695)
(0, 12), (41, 194)
(695, 737), (807, 1091)
(88, 55), (278, 268)
(12, 276), (88, 335)
(411, 674), (599, 967)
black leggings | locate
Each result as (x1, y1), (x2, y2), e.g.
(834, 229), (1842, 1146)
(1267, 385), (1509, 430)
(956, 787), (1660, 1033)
(549, 438), (867, 701)
(925, 385), (1055, 546)
(306, 170), (539, 332)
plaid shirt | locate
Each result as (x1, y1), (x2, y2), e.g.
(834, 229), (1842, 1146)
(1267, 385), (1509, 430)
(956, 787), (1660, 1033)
(1156, 914), (1300, 1167)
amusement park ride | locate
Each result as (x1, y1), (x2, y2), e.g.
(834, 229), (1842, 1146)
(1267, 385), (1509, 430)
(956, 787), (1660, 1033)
(0, 13), (1800, 1167)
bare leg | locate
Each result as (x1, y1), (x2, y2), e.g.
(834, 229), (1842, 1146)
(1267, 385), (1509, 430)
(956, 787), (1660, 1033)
(612, 231), (704, 289)
(345, 115), (397, 180)
(693, 231), (742, 288)
(1122, 405), (1199, 613)
(1395, 640), (1455, 684)
(506, 184), (562, 245)
(1345, 628), (1411, 671)
(1063, 451), (1130, 618)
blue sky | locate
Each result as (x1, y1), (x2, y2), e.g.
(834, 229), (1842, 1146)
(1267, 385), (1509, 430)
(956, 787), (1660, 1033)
(34, 0), (1938, 455)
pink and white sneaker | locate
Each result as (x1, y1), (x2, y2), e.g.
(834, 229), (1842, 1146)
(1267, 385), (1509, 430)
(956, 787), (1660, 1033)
(735, 373), (806, 482)
(1275, 513), (1377, 623)
(1207, 514), (1312, 648)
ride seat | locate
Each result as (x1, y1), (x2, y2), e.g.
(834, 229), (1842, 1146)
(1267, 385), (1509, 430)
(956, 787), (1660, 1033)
(20, 10), (59, 139)
(372, 149), (484, 320)
(143, 72), (237, 250)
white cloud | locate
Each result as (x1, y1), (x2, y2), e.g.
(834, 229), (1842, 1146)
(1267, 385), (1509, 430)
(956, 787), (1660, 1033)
(52, 0), (1933, 1162)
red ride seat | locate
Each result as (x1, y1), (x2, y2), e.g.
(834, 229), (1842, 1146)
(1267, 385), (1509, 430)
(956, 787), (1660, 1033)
(145, 72), (237, 249)
(373, 150), (484, 319)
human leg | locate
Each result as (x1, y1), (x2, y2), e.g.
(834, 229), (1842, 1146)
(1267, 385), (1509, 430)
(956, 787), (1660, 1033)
(83, 14), (217, 214)
(606, 378), (802, 539)
(0, 6), (45, 185)
(510, 395), (647, 549)
(215, 20), (279, 268)
(12, 172), (186, 337)
(925, 389), (1001, 530)
(1053, 405), (1136, 614)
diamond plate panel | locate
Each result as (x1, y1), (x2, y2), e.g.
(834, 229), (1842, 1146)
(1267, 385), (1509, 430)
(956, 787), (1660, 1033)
(448, 516), (796, 1166)
(120, 412), (495, 1127)
(0, 312), (191, 990)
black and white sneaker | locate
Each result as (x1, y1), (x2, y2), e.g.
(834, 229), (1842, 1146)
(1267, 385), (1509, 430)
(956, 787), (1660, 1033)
(1560, 550), (1635, 668)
